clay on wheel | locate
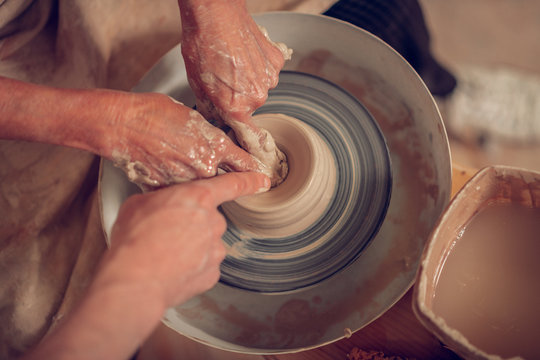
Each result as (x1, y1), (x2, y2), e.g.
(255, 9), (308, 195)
(218, 70), (391, 293)
(221, 113), (336, 238)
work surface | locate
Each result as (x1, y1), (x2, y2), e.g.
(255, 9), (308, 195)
(136, 165), (473, 360)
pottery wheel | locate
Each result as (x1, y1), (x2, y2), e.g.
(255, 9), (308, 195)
(219, 71), (392, 293)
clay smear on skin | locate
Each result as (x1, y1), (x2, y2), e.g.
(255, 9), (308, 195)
(197, 25), (292, 186)
(231, 25), (292, 186)
(113, 23), (294, 188)
(111, 149), (160, 187)
(258, 25), (293, 61)
(177, 50), (442, 349)
(111, 106), (253, 187)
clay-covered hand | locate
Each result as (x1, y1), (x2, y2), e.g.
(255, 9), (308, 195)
(178, 0), (289, 126)
(107, 92), (264, 188)
(0, 76), (263, 188)
(178, 0), (291, 185)
(104, 172), (270, 308)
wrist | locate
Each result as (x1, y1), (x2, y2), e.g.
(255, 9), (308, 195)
(58, 88), (130, 158)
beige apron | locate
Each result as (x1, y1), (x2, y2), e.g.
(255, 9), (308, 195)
(0, 0), (334, 358)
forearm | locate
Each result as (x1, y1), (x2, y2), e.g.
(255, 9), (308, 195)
(21, 256), (167, 360)
(177, 0), (247, 30)
(0, 75), (124, 156)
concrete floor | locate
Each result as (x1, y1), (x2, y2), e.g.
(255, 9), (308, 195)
(419, 0), (540, 172)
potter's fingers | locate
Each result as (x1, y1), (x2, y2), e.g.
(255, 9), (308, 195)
(199, 172), (270, 206)
(215, 128), (263, 173)
(148, 171), (269, 209)
(220, 150), (263, 174)
(224, 117), (266, 157)
(227, 116), (261, 139)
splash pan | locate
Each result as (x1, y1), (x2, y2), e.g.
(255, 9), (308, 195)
(99, 12), (451, 354)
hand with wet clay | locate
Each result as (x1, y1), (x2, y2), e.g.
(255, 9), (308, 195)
(0, 76), (262, 188)
(20, 172), (270, 360)
(178, 0), (291, 185)
(105, 91), (265, 187)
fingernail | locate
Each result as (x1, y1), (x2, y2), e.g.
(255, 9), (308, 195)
(255, 187), (268, 194)
(255, 176), (271, 194)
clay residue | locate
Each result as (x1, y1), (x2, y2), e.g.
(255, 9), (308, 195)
(492, 171), (540, 206)
(177, 294), (273, 345)
(229, 120), (288, 187)
(111, 150), (160, 188)
(178, 295), (326, 349)
(111, 108), (262, 189)
(258, 25), (293, 61)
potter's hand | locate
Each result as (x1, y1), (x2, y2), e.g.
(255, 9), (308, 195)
(107, 92), (264, 187)
(106, 172), (270, 307)
(20, 172), (270, 360)
(178, 0), (291, 185)
(178, 0), (289, 125)
(0, 75), (263, 188)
